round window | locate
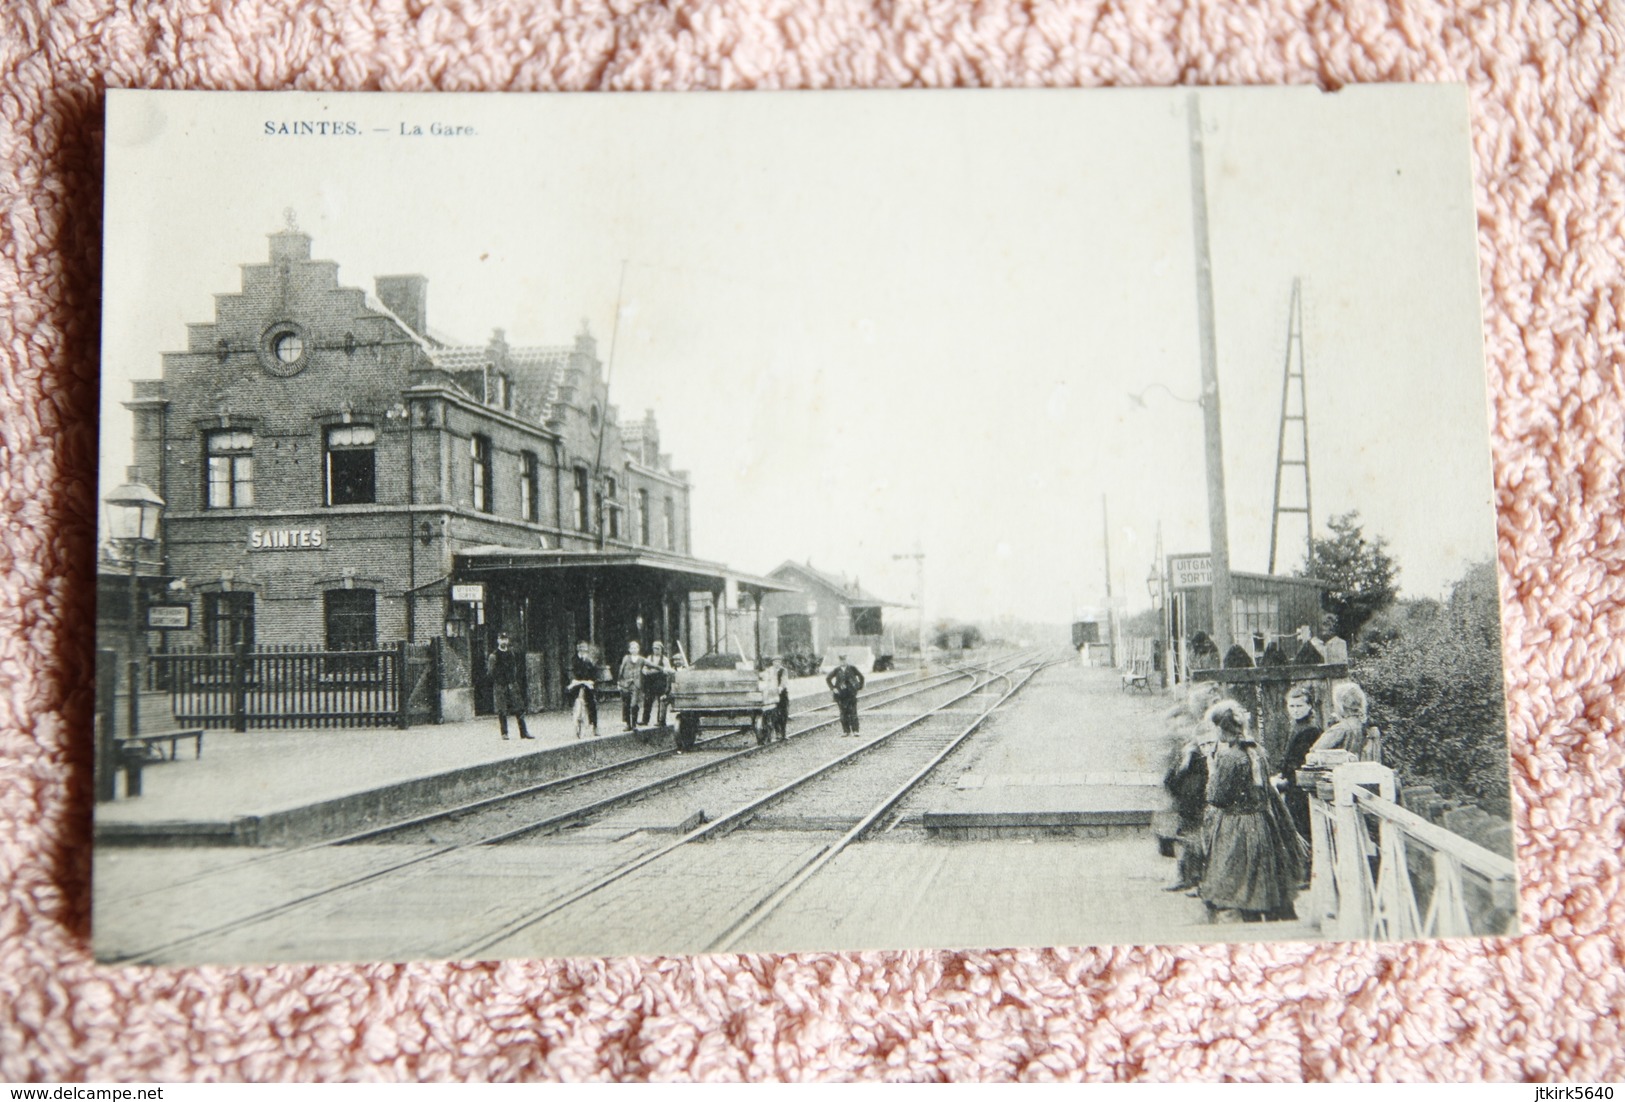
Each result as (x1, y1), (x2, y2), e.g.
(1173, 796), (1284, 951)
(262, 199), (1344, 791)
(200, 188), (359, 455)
(274, 332), (304, 363)
(258, 321), (311, 377)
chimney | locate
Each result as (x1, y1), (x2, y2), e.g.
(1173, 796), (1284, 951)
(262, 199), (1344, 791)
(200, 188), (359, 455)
(268, 229), (311, 264)
(376, 275), (428, 335)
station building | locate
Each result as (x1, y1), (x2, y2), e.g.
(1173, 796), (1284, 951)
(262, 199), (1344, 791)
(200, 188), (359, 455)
(124, 227), (786, 717)
(756, 560), (906, 669)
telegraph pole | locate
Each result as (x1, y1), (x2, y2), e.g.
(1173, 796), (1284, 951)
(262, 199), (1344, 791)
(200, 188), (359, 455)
(893, 545), (926, 661)
(1186, 92), (1235, 653)
(1101, 495), (1116, 666)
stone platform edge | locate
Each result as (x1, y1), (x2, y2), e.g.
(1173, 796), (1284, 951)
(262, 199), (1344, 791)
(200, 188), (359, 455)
(94, 725), (673, 848)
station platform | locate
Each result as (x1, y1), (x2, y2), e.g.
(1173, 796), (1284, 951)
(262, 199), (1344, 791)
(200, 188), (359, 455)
(94, 667), (917, 847)
(921, 662), (1182, 835)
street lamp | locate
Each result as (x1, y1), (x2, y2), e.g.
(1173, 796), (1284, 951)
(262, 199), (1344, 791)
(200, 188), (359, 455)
(103, 468), (165, 801)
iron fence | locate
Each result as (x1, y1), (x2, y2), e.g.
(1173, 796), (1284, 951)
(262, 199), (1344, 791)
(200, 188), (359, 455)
(148, 641), (440, 730)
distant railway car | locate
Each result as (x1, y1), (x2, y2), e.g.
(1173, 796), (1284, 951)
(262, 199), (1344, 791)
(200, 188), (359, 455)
(1071, 620), (1102, 649)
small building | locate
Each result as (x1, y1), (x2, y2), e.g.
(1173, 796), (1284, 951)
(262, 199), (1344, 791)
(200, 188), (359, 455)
(1166, 553), (1326, 668)
(757, 561), (907, 670)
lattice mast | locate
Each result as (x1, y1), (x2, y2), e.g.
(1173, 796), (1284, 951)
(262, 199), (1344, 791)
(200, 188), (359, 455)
(1267, 278), (1315, 576)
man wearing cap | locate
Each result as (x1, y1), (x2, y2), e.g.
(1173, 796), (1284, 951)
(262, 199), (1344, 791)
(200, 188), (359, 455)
(617, 640), (645, 731)
(566, 640), (599, 738)
(487, 632), (534, 741)
(640, 641), (675, 730)
(826, 652), (865, 736)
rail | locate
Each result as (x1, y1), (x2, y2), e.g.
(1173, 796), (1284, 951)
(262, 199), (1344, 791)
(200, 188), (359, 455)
(108, 655), (1029, 963)
(1305, 761), (1518, 940)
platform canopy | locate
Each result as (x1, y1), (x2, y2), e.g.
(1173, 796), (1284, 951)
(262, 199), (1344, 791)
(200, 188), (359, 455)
(453, 545), (798, 598)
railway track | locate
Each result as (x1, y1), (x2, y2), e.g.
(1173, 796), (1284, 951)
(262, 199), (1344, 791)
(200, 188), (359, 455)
(104, 653), (1044, 963)
(460, 656), (1053, 958)
(101, 661), (974, 908)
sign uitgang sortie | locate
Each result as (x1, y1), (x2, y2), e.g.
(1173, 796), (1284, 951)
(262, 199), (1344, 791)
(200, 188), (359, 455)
(1169, 554), (1213, 589)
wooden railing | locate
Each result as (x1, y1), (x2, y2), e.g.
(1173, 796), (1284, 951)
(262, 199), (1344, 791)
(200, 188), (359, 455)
(1305, 761), (1518, 939)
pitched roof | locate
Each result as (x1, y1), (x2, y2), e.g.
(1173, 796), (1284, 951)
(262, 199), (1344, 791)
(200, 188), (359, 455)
(768, 560), (898, 606)
(424, 343), (574, 422)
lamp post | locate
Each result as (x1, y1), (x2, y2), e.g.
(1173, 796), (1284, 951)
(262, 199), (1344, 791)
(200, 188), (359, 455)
(103, 469), (165, 802)
(1146, 560), (1170, 690)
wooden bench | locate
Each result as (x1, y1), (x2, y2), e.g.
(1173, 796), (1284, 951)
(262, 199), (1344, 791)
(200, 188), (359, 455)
(113, 691), (204, 796)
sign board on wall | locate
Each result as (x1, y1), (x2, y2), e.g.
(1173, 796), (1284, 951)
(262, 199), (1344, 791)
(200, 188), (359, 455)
(146, 603), (191, 629)
(247, 526), (325, 551)
(1168, 554), (1213, 589)
(451, 584), (486, 603)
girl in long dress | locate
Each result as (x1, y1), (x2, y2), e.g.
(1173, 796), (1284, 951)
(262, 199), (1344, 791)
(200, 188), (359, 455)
(1199, 699), (1307, 922)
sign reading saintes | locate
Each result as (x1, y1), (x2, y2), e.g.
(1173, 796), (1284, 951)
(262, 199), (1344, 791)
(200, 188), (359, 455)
(248, 526), (325, 550)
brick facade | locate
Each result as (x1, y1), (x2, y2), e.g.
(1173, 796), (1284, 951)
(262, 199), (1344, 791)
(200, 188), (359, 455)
(127, 228), (723, 713)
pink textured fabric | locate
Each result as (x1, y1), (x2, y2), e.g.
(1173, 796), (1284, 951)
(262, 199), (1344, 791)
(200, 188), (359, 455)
(3, 0), (1622, 1083)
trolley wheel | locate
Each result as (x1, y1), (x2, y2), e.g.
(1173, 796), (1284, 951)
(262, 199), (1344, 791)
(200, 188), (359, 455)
(677, 715), (698, 752)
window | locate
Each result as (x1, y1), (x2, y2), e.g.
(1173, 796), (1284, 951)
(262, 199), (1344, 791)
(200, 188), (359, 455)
(663, 496), (675, 551)
(273, 332), (303, 364)
(605, 477), (620, 540)
(202, 592), (255, 651)
(205, 430), (254, 509)
(324, 589), (377, 651)
(325, 425), (376, 505)
(520, 451), (540, 523)
(574, 467), (590, 532)
(471, 435), (493, 513)
(637, 489), (650, 546)
(1231, 594), (1281, 650)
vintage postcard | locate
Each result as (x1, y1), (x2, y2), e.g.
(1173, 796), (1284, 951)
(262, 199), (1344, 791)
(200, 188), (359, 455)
(93, 86), (1516, 964)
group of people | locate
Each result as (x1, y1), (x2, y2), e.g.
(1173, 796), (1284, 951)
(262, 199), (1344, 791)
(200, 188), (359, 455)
(1163, 676), (1380, 923)
(489, 634), (683, 742)
(489, 634), (872, 745)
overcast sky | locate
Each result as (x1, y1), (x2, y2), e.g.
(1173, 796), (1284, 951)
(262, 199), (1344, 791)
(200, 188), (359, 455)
(102, 86), (1496, 626)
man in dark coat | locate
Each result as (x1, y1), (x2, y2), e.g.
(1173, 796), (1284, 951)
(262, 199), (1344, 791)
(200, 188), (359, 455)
(1279, 683), (1324, 845)
(487, 632), (533, 740)
(826, 653), (865, 736)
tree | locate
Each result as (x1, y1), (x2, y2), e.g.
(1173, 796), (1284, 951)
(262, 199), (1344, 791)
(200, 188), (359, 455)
(1303, 511), (1399, 643)
(1353, 560), (1510, 814)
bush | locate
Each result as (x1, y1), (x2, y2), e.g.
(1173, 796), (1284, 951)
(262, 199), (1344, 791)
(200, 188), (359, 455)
(1352, 561), (1511, 813)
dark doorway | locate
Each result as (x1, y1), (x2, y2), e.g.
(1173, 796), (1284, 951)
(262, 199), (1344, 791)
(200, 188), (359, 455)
(203, 592), (255, 651)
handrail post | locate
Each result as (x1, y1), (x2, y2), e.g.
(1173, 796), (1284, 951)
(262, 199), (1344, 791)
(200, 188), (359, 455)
(396, 639), (410, 729)
(231, 642), (249, 733)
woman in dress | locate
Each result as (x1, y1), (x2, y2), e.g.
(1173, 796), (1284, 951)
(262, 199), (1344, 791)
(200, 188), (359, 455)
(1164, 725), (1219, 893)
(1199, 699), (1307, 922)
(1312, 681), (1380, 761)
